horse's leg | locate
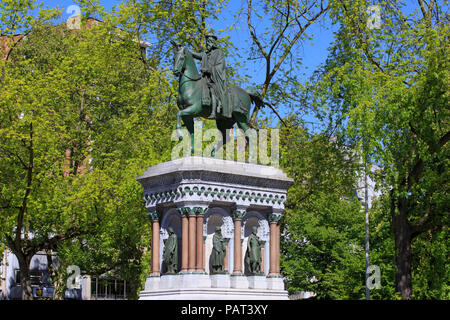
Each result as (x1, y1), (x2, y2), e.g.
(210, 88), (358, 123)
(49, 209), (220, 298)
(234, 112), (258, 162)
(234, 112), (250, 133)
(176, 102), (202, 140)
(214, 119), (234, 158)
(181, 115), (195, 155)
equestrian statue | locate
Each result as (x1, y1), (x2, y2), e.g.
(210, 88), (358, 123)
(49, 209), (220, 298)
(171, 32), (262, 156)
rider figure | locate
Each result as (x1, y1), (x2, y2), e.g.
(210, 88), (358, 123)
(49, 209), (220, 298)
(191, 32), (230, 119)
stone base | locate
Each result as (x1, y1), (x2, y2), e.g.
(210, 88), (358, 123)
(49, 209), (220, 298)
(181, 273), (211, 288)
(266, 276), (285, 290)
(211, 274), (230, 288)
(140, 274), (288, 300)
(248, 276), (267, 289)
(139, 287), (288, 300)
(230, 274), (249, 289)
(144, 275), (161, 290)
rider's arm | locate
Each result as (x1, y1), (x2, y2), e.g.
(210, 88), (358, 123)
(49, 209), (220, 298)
(191, 51), (203, 60)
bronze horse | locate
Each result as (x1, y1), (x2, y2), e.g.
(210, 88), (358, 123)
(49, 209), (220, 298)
(172, 42), (261, 156)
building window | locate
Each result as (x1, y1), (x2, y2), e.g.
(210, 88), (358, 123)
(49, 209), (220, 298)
(14, 269), (44, 286)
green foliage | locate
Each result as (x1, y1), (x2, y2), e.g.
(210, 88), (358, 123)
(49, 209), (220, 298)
(1, 0), (447, 301)
(411, 229), (450, 299)
(280, 116), (365, 299)
(307, 0), (449, 298)
(0, 14), (176, 298)
(367, 197), (400, 300)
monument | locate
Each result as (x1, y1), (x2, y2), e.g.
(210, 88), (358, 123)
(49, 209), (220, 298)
(137, 156), (293, 300)
(137, 33), (293, 300)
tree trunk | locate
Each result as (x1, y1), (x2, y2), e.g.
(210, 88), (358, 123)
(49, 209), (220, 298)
(393, 197), (412, 300)
(17, 253), (33, 300)
(46, 250), (66, 300)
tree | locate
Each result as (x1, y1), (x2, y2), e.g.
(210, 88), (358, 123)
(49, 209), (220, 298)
(280, 116), (366, 299)
(308, 0), (449, 299)
(0, 12), (175, 299)
(245, 0), (329, 125)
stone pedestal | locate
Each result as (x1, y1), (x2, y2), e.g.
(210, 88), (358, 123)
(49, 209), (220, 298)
(159, 274), (178, 289)
(211, 274), (230, 288)
(181, 273), (210, 288)
(230, 274), (248, 289)
(266, 277), (285, 290)
(144, 276), (161, 291)
(137, 156), (293, 300)
(248, 276), (267, 289)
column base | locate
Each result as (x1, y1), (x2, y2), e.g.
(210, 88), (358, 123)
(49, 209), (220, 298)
(181, 273), (211, 288)
(266, 277), (285, 290)
(144, 276), (161, 291)
(159, 274), (177, 289)
(248, 276), (267, 289)
(230, 274), (248, 289)
(211, 274), (230, 288)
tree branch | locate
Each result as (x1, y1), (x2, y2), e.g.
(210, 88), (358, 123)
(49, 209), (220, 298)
(407, 130), (449, 190)
(249, 2), (328, 125)
(247, 0), (268, 59)
(15, 121), (33, 250)
(262, 101), (288, 127)
(0, 145), (29, 169)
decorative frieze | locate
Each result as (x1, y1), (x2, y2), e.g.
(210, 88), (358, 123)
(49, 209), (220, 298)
(144, 185), (287, 209)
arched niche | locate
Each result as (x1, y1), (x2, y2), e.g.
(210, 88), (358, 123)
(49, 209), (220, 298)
(204, 207), (234, 274)
(242, 211), (270, 276)
(160, 208), (182, 274)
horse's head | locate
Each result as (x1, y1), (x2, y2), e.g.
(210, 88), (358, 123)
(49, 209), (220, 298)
(173, 46), (185, 77)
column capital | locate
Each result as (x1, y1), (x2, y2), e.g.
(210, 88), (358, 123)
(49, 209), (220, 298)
(177, 206), (209, 216)
(268, 213), (282, 224)
(177, 207), (188, 216)
(194, 206), (209, 216)
(148, 211), (161, 221)
(231, 209), (246, 220)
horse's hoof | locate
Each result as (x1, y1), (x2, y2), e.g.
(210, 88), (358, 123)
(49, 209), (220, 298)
(177, 129), (184, 140)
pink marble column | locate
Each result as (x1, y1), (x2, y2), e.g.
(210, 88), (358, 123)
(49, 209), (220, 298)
(232, 210), (246, 275)
(188, 211), (197, 272)
(180, 210), (189, 273)
(269, 213), (281, 276)
(269, 221), (277, 276)
(196, 213), (204, 272)
(150, 213), (160, 275)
